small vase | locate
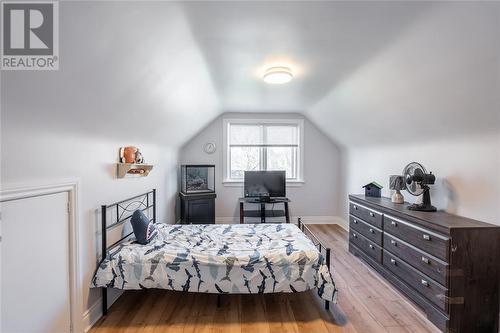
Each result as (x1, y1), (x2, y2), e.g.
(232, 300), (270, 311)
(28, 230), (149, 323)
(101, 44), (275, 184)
(391, 190), (404, 204)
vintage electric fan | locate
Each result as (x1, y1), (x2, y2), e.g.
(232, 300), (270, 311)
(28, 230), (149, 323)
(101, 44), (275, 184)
(403, 162), (437, 212)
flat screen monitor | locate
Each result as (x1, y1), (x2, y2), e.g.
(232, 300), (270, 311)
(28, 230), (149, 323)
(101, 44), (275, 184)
(244, 171), (286, 198)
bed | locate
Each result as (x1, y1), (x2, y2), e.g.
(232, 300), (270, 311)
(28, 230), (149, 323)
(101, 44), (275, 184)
(92, 190), (337, 315)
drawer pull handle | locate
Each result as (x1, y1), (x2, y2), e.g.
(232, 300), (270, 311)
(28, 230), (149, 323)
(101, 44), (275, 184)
(369, 244), (374, 249)
(370, 212), (375, 217)
(421, 256), (430, 264)
(353, 233), (357, 238)
(421, 279), (429, 287)
(353, 219), (358, 224)
(423, 234), (431, 241)
(390, 258), (396, 265)
(369, 228), (374, 233)
(390, 240), (397, 246)
(353, 205), (358, 210)
(391, 221), (397, 227)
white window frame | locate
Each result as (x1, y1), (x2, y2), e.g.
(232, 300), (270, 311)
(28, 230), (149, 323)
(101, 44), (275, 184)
(222, 118), (305, 186)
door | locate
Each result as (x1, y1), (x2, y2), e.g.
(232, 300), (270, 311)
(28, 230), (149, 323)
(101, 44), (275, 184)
(1, 191), (71, 333)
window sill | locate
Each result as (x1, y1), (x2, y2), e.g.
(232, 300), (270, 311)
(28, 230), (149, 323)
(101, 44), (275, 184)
(222, 179), (305, 187)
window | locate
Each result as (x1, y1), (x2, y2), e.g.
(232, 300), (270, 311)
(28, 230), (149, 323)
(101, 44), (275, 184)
(223, 119), (304, 183)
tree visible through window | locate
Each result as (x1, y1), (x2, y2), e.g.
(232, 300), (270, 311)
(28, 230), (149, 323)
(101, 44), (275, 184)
(226, 121), (302, 180)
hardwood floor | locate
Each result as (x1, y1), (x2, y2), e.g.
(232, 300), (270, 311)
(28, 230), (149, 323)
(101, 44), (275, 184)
(90, 224), (441, 333)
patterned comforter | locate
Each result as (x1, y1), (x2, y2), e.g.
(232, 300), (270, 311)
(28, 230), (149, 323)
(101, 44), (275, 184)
(91, 223), (337, 302)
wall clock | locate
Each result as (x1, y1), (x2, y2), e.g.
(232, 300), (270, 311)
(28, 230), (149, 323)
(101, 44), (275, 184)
(203, 142), (216, 154)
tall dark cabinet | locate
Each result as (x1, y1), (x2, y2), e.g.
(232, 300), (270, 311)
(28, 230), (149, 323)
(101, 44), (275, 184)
(179, 192), (216, 224)
(348, 195), (500, 333)
(179, 164), (216, 224)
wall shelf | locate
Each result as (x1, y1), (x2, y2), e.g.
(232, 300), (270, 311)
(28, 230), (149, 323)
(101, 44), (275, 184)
(117, 163), (153, 178)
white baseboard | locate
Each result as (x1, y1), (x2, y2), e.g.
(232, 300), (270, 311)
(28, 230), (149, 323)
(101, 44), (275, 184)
(215, 216), (239, 224)
(82, 301), (100, 332)
(83, 290), (123, 332)
(295, 216), (348, 230)
(216, 215), (348, 230)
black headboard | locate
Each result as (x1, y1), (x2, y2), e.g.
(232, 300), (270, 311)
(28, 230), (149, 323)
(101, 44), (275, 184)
(100, 189), (156, 262)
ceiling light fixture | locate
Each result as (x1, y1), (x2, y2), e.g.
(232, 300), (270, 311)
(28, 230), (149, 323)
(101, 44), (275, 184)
(263, 66), (293, 84)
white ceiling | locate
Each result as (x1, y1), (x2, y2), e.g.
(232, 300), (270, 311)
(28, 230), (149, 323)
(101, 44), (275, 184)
(181, 1), (432, 113)
(2, 1), (499, 147)
(1, 2), (220, 147)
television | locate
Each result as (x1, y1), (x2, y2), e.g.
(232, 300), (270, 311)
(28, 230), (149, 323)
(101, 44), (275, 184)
(244, 171), (286, 199)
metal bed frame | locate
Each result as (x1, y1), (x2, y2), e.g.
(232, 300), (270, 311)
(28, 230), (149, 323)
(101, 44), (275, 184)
(100, 189), (156, 316)
(98, 190), (332, 316)
(297, 217), (332, 310)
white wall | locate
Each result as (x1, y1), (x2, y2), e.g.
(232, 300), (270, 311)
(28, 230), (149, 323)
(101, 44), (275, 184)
(1, 1), (498, 330)
(0, 126), (179, 325)
(180, 113), (343, 222)
(343, 132), (500, 226)
(0, 2), (204, 328)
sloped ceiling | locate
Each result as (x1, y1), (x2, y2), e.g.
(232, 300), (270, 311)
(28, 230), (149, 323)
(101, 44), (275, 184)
(181, 1), (432, 113)
(181, 1), (500, 147)
(1, 2), (220, 147)
(2, 1), (499, 148)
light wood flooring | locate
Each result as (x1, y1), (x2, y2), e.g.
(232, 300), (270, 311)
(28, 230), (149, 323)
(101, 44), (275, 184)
(90, 224), (441, 333)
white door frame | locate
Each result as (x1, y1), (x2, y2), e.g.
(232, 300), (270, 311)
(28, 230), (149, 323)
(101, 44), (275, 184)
(0, 181), (82, 333)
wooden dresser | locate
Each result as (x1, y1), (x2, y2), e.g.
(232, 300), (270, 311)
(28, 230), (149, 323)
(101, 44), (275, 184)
(348, 195), (500, 333)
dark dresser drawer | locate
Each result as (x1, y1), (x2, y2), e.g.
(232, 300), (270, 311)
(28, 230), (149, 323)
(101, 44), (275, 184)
(349, 230), (382, 263)
(384, 233), (448, 287)
(348, 194), (500, 333)
(349, 201), (383, 229)
(383, 250), (448, 312)
(383, 215), (449, 261)
(349, 215), (383, 246)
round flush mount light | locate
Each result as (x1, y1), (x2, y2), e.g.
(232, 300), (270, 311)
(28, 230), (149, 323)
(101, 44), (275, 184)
(263, 66), (293, 84)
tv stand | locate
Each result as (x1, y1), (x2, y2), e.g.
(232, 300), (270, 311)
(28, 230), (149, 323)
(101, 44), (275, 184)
(239, 197), (290, 224)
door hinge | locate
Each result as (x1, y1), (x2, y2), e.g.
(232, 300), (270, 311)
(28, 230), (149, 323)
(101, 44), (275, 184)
(67, 201), (71, 213)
